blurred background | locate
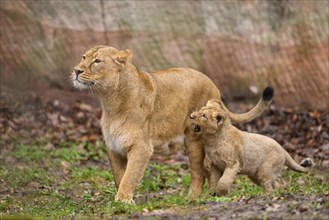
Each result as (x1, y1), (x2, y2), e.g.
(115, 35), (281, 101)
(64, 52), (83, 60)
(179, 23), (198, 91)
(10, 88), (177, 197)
(1, 0), (328, 109)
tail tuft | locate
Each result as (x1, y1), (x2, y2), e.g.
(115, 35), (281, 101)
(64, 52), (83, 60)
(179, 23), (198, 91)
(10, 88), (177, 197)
(262, 86), (274, 102)
(300, 158), (314, 168)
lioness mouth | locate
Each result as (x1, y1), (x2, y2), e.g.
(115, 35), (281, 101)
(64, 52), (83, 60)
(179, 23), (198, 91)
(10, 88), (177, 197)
(76, 79), (94, 87)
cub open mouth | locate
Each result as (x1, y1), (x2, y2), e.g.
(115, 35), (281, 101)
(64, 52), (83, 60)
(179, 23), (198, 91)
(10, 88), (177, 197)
(192, 124), (201, 133)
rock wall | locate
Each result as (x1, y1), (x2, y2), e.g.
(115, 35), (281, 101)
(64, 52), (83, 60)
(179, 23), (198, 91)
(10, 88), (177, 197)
(1, 0), (328, 109)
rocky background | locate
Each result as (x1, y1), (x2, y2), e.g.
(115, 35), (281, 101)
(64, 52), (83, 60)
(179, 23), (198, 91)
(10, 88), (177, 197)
(1, 0), (328, 109)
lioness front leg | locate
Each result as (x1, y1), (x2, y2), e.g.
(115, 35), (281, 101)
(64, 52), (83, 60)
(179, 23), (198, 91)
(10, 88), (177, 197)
(115, 142), (153, 203)
(186, 133), (205, 201)
(216, 162), (239, 196)
(107, 150), (127, 189)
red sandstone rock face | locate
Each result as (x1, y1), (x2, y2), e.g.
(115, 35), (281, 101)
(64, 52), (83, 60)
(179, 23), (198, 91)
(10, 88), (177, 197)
(0, 1), (328, 109)
(203, 38), (329, 109)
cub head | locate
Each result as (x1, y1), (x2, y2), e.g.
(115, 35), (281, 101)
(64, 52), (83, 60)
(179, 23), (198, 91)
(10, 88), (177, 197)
(205, 99), (222, 109)
(190, 106), (227, 136)
(71, 45), (132, 91)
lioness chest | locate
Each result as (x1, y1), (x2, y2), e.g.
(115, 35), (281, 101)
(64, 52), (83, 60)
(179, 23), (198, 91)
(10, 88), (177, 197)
(101, 116), (186, 156)
(100, 116), (131, 156)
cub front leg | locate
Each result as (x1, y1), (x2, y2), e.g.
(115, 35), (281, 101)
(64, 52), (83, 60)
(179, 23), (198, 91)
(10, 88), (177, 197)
(107, 150), (127, 189)
(115, 142), (153, 204)
(216, 162), (239, 196)
(208, 163), (222, 195)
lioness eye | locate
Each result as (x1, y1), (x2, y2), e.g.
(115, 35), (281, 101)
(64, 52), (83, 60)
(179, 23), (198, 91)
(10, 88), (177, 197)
(94, 59), (101, 63)
(202, 113), (206, 118)
(82, 55), (86, 60)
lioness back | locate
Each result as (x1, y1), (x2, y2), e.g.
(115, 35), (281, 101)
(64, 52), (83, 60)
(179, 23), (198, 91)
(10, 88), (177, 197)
(148, 68), (220, 147)
(151, 68), (220, 108)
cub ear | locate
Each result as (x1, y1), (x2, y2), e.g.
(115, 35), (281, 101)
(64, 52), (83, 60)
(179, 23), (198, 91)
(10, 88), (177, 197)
(215, 114), (222, 124)
(111, 49), (132, 67)
(206, 99), (221, 108)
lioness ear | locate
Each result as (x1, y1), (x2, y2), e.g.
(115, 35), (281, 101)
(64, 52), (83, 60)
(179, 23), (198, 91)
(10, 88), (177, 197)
(112, 49), (132, 67)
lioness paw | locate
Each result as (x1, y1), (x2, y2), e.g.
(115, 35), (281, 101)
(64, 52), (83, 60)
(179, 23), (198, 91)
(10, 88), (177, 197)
(114, 195), (135, 204)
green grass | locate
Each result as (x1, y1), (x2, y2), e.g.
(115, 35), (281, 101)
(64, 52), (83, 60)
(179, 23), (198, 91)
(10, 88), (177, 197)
(0, 141), (328, 218)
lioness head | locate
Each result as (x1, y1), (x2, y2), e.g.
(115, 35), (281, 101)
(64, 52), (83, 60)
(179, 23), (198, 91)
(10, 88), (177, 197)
(190, 105), (227, 136)
(71, 45), (132, 90)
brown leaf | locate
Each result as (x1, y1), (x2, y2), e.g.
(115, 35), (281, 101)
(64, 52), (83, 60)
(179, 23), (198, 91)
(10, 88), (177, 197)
(75, 102), (92, 112)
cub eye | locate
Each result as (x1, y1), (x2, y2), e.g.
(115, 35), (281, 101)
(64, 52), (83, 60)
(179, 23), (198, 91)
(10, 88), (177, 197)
(82, 55), (86, 60)
(201, 113), (206, 118)
(94, 59), (101, 63)
(216, 115), (222, 123)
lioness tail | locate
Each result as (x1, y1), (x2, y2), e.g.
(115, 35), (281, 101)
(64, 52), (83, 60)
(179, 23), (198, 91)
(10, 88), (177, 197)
(218, 86), (274, 124)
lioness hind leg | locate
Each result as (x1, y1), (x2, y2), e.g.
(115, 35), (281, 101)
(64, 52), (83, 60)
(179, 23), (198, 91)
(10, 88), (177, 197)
(115, 143), (153, 204)
(203, 155), (212, 188)
(107, 150), (127, 189)
(185, 133), (206, 201)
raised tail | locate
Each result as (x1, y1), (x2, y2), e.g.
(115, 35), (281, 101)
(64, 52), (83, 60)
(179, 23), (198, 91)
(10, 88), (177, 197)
(218, 86), (274, 124)
(284, 151), (314, 173)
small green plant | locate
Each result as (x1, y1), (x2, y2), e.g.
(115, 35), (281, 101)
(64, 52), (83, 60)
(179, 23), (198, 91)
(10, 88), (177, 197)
(2, 167), (52, 188)
(15, 143), (47, 163)
(50, 141), (107, 163)
(51, 144), (83, 162)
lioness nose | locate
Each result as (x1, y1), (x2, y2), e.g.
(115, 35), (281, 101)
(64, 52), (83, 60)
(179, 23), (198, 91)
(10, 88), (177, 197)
(74, 68), (84, 76)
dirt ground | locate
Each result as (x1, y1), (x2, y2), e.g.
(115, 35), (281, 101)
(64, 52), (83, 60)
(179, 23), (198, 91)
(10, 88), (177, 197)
(133, 194), (329, 220)
(1, 86), (328, 219)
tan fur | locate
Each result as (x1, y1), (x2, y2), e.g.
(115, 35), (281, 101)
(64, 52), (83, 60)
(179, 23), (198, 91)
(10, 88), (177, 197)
(190, 101), (313, 196)
(71, 45), (273, 203)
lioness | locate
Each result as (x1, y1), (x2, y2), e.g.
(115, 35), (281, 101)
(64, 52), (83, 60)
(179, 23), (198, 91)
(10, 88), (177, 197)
(190, 100), (313, 196)
(71, 45), (273, 203)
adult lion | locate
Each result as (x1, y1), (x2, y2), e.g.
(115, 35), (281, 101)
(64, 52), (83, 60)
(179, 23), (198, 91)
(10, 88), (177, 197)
(71, 45), (273, 203)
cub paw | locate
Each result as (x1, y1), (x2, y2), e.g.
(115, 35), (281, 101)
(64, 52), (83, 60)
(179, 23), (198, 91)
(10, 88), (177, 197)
(216, 181), (231, 196)
(216, 183), (230, 196)
(216, 188), (229, 196)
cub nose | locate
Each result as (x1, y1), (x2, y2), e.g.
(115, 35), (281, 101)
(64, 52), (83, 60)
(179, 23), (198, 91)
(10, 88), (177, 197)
(74, 68), (84, 76)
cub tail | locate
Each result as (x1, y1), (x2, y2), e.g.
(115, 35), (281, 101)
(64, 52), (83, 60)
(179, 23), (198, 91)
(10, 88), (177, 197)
(217, 86), (274, 124)
(284, 151), (314, 173)
(300, 158), (314, 168)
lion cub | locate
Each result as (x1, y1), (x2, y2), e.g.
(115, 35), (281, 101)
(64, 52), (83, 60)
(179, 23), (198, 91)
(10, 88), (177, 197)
(190, 100), (313, 196)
